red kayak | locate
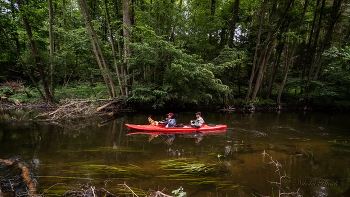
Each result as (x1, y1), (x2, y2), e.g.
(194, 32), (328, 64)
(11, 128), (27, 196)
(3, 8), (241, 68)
(125, 124), (227, 132)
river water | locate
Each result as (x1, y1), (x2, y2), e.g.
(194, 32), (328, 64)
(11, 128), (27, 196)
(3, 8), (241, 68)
(0, 109), (350, 197)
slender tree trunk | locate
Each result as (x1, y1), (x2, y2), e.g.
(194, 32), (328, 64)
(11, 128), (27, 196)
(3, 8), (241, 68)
(112, 0), (123, 60)
(0, 24), (46, 100)
(266, 29), (287, 100)
(104, 0), (125, 96)
(313, 0), (342, 80)
(17, 0), (54, 103)
(266, 43), (284, 99)
(304, 0), (325, 98)
(122, 0), (132, 97)
(301, 0), (320, 81)
(208, 0), (216, 46)
(277, 0), (309, 106)
(78, 0), (116, 98)
(245, 0), (294, 104)
(228, 0), (240, 48)
(251, 38), (276, 102)
(250, 0), (277, 102)
(48, 0), (55, 98)
(244, 0), (267, 104)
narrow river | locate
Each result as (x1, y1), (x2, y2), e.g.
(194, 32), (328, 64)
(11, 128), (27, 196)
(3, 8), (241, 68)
(1, 109), (349, 196)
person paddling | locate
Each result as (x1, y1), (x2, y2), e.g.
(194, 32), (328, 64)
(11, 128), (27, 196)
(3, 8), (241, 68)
(159, 113), (176, 127)
(191, 112), (204, 128)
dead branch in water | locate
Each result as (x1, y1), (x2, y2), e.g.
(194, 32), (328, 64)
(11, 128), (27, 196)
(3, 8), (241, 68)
(59, 183), (176, 197)
(62, 186), (116, 197)
(256, 150), (301, 197)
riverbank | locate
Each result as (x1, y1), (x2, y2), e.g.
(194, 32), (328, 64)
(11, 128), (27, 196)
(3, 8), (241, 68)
(1, 98), (349, 119)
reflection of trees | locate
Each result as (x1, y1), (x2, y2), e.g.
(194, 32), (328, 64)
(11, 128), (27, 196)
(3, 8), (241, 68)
(0, 122), (41, 159)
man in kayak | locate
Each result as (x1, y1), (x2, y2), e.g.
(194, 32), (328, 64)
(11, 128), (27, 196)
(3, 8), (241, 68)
(159, 113), (176, 127)
(191, 112), (205, 128)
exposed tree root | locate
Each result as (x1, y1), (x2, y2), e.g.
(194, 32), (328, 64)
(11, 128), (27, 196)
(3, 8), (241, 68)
(0, 159), (36, 196)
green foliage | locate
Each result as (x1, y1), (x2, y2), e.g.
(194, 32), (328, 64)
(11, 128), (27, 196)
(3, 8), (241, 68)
(211, 46), (247, 96)
(212, 47), (245, 73)
(254, 98), (276, 106)
(9, 92), (39, 103)
(162, 54), (229, 105)
(7, 82), (111, 103)
(128, 82), (166, 109)
(0, 87), (13, 96)
(54, 82), (109, 101)
(7, 87), (41, 103)
(245, 97), (276, 107)
(130, 27), (229, 108)
(1, 0), (350, 109)
(297, 46), (350, 107)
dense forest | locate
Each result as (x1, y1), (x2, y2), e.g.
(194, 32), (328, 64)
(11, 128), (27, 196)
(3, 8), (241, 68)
(1, 0), (350, 110)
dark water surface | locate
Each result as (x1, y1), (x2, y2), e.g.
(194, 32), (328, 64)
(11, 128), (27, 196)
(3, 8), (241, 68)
(1, 109), (350, 196)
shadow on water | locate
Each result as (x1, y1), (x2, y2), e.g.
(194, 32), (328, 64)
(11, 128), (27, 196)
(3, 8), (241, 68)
(1, 109), (350, 196)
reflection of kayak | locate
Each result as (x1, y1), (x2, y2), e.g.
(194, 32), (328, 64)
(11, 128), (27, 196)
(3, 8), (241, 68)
(125, 124), (227, 132)
(126, 129), (227, 136)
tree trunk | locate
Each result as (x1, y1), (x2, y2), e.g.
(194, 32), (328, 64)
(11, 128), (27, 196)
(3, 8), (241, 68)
(245, 0), (294, 104)
(228, 0), (240, 48)
(104, 0), (125, 96)
(251, 38), (276, 102)
(77, 0), (116, 98)
(48, 0), (55, 98)
(313, 0), (342, 80)
(244, 0), (267, 104)
(0, 24), (46, 100)
(277, 0), (309, 106)
(304, 0), (325, 98)
(266, 44), (283, 99)
(17, 0), (54, 103)
(122, 0), (132, 97)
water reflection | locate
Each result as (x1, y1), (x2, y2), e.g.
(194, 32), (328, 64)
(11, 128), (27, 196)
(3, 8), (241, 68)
(126, 129), (226, 145)
(1, 110), (350, 196)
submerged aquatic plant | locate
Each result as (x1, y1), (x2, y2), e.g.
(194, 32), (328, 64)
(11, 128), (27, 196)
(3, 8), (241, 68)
(157, 158), (214, 174)
(155, 158), (233, 188)
(172, 187), (187, 197)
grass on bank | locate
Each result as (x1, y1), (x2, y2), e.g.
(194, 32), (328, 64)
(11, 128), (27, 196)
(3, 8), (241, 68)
(0, 82), (110, 104)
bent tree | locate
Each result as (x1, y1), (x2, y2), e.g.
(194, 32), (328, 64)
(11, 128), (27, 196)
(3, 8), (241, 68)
(17, 0), (54, 103)
(77, 0), (117, 98)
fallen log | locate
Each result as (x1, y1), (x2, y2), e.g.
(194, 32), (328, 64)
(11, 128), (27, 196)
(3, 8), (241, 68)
(96, 100), (122, 111)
